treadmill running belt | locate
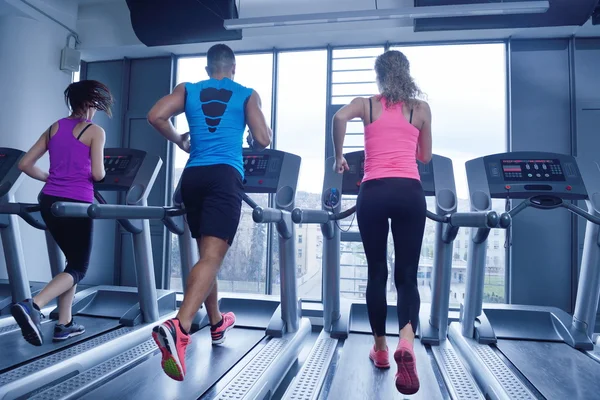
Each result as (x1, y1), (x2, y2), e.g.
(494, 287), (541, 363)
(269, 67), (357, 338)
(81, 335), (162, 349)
(0, 316), (120, 371)
(324, 334), (444, 399)
(497, 340), (600, 400)
(80, 327), (265, 400)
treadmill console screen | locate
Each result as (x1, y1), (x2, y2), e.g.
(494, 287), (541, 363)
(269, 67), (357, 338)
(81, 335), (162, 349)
(501, 159), (565, 182)
(104, 155), (132, 173)
(244, 154), (269, 176)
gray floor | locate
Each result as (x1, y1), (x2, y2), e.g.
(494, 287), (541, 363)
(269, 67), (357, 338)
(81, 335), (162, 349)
(81, 327), (265, 400)
(497, 340), (600, 400)
(0, 316), (119, 371)
(323, 334), (444, 400)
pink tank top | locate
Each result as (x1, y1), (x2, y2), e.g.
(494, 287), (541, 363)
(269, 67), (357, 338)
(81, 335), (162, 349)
(362, 97), (420, 182)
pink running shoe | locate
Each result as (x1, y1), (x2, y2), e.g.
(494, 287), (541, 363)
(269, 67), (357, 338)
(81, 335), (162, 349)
(211, 312), (236, 345)
(152, 318), (191, 381)
(394, 338), (420, 395)
(369, 345), (390, 369)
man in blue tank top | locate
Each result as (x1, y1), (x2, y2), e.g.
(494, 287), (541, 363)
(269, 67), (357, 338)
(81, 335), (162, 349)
(147, 44), (272, 381)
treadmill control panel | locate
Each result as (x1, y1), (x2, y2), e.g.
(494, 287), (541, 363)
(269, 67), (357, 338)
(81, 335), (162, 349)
(0, 148), (25, 197)
(242, 149), (301, 194)
(341, 151), (435, 196)
(500, 159), (565, 182)
(95, 149), (147, 191)
(468, 152), (587, 200)
(104, 155), (132, 173)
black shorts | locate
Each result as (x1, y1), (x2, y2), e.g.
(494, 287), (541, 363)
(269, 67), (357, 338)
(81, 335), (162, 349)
(181, 164), (244, 245)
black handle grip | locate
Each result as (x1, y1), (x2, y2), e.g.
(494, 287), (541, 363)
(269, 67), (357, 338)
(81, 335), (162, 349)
(253, 207), (283, 223)
(449, 211), (499, 228)
(291, 208), (330, 224)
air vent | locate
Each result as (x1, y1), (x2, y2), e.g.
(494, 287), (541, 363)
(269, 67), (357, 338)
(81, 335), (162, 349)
(126, 0), (242, 47)
(414, 0), (599, 32)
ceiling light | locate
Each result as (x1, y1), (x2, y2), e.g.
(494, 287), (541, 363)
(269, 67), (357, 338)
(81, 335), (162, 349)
(224, 1), (549, 30)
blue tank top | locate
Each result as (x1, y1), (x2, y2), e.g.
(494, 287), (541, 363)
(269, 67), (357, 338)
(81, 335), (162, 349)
(184, 78), (253, 177)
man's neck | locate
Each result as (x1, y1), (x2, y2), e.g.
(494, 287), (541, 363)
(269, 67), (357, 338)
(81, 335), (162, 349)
(210, 73), (233, 80)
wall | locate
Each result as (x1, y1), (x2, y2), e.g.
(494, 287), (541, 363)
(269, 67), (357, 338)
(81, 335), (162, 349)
(0, 15), (74, 282)
(83, 57), (173, 289)
(574, 38), (600, 269)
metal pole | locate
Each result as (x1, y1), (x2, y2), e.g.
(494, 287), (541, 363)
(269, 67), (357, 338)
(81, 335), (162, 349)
(278, 214), (300, 333)
(0, 212), (31, 302)
(45, 230), (65, 278)
(132, 199), (159, 323)
(429, 222), (453, 340)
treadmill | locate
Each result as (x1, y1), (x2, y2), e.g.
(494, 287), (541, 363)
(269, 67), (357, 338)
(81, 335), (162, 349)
(0, 148), (64, 320)
(31, 148), (312, 400)
(448, 151), (600, 400)
(0, 148), (177, 400)
(0, 148), (73, 334)
(283, 151), (494, 399)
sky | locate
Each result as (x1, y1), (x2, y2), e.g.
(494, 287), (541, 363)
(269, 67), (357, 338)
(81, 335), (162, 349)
(173, 43), (507, 201)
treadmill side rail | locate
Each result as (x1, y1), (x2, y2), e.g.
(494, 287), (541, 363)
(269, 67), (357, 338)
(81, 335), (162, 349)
(448, 323), (537, 400)
(0, 314), (175, 400)
(210, 318), (311, 400)
(431, 340), (485, 399)
(281, 330), (338, 400)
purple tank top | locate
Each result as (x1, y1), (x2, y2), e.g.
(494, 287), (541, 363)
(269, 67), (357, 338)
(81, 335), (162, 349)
(42, 118), (94, 203)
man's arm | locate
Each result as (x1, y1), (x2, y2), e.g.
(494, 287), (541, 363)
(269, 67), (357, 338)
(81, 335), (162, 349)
(245, 91), (272, 150)
(148, 83), (187, 147)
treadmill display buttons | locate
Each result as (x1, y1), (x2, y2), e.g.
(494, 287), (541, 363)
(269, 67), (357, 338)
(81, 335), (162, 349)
(244, 155), (270, 176)
(104, 155), (132, 173)
(500, 159), (566, 182)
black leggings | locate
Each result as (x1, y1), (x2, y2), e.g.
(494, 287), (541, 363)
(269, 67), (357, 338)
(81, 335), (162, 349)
(40, 194), (93, 285)
(356, 178), (426, 336)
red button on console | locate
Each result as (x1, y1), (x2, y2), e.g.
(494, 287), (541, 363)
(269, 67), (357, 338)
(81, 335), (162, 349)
(566, 185), (572, 191)
(505, 185), (511, 190)
(356, 181), (361, 187)
(258, 179), (263, 184)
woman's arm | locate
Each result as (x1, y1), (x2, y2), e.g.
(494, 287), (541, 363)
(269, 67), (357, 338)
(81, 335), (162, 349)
(18, 128), (52, 182)
(89, 126), (106, 182)
(416, 101), (432, 164)
(332, 97), (365, 160)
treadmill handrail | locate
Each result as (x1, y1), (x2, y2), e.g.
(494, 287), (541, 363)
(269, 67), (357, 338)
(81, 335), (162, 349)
(503, 197), (600, 226)
(253, 206), (284, 223)
(243, 193), (259, 210)
(87, 204), (186, 219)
(0, 202), (47, 230)
(52, 202), (142, 234)
(293, 205), (498, 229)
(448, 210), (499, 229)
(291, 206), (356, 224)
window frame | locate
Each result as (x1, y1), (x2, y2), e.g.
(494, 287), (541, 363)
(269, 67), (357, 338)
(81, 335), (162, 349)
(167, 40), (510, 302)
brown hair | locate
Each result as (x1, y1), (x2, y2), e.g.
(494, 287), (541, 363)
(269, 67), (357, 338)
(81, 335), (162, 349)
(64, 80), (114, 117)
(374, 50), (423, 107)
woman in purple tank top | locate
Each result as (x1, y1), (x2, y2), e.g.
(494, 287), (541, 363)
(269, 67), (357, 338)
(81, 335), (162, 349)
(332, 50), (433, 395)
(11, 80), (113, 347)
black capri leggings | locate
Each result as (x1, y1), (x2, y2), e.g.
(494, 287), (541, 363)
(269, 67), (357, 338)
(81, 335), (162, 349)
(40, 194), (93, 285)
(356, 178), (426, 336)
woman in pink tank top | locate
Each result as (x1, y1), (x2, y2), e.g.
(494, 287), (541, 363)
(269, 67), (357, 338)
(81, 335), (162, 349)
(332, 50), (432, 395)
(11, 81), (112, 347)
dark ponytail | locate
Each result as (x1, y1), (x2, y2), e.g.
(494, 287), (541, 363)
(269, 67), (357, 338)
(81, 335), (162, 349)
(64, 80), (114, 117)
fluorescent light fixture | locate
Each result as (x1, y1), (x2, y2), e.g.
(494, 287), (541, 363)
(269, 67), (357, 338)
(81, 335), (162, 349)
(224, 1), (549, 30)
